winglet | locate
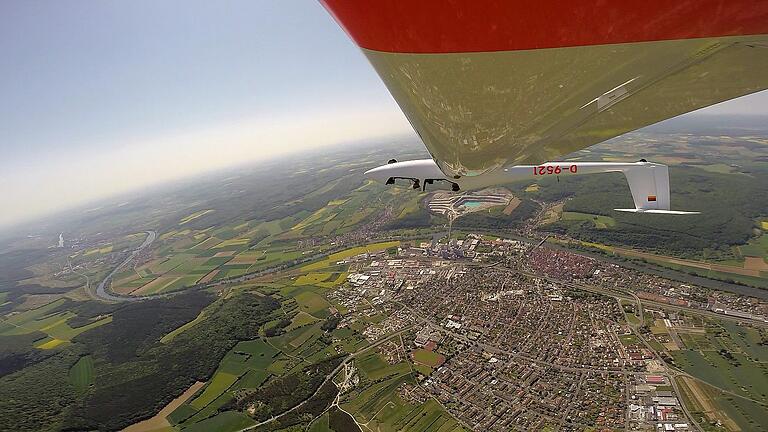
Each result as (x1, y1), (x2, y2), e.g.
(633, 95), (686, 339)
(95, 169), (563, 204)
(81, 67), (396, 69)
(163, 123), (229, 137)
(618, 162), (698, 214)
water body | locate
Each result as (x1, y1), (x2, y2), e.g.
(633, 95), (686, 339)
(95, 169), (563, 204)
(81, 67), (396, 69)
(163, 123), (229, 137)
(462, 201), (483, 208)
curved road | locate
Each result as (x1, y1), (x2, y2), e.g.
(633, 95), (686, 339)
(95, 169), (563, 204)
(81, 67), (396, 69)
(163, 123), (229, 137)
(94, 230), (156, 302)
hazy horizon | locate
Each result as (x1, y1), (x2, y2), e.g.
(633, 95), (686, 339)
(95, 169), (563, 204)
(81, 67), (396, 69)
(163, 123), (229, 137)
(2, 0), (768, 229)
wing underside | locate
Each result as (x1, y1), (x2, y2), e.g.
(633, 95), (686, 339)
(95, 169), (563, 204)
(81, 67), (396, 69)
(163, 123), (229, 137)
(321, 0), (768, 177)
(365, 37), (768, 175)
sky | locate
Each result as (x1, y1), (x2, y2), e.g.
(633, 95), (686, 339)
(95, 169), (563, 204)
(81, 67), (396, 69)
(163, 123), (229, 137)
(1, 0), (767, 228)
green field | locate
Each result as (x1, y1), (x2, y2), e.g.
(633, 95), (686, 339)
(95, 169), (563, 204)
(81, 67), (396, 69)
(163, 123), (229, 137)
(317, 272), (349, 288)
(50, 316), (112, 340)
(719, 322), (768, 359)
(286, 182), (393, 238)
(414, 364), (432, 376)
(177, 336), (283, 425)
(233, 339), (279, 369)
(739, 232), (768, 258)
(295, 272), (332, 286)
(285, 311), (321, 331)
(189, 372), (239, 410)
(301, 241), (400, 272)
(219, 352), (251, 376)
(677, 376), (768, 432)
(289, 322), (324, 349)
(214, 238), (250, 248)
(309, 412), (333, 432)
(342, 371), (466, 432)
(294, 291), (331, 318)
(3, 298), (67, 328)
(672, 350), (768, 402)
(624, 313), (641, 326)
(232, 369), (270, 390)
(562, 212), (616, 229)
(0, 299), (112, 349)
(69, 356), (95, 393)
(159, 275), (201, 293)
(149, 254), (195, 274)
(672, 322), (768, 404)
(412, 350), (445, 367)
(618, 334), (641, 346)
(183, 411), (254, 432)
(167, 403), (198, 425)
(192, 236), (222, 250)
(357, 353), (412, 381)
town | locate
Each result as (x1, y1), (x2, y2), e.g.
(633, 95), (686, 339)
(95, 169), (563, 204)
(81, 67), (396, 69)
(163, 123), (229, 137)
(326, 233), (768, 432)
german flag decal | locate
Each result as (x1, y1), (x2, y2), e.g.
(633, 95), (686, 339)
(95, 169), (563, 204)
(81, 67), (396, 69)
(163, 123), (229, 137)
(647, 195), (657, 202)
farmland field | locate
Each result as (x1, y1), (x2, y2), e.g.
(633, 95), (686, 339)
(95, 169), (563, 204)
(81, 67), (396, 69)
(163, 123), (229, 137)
(233, 339), (279, 368)
(69, 355), (95, 393)
(44, 315), (113, 341)
(739, 232), (768, 259)
(357, 353), (412, 381)
(676, 376), (768, 432)
(214, 238), (250, 248)
(286, 311), (320, 331)
(183, 411), (254, 432)
(294, 290), (331, 318)
(295, 272), (332, 286)
(301, 241), (400, 272)
(342, 371), (466, 432)
(233, 369), (270, 390)
(289, 322), (324, 348)
(1, 299), (112, 349)
(179, 209), (215, 225)
(132, 276), (180, 295)
(318, 272), (348, 288)
(228, 251), (266, 265)
(672, 320), (768, 404)
(561, 211), (616, 228)
(192, 237), (222, 250)
(189, 372), (239, 409)
(3, 298), (67, 329)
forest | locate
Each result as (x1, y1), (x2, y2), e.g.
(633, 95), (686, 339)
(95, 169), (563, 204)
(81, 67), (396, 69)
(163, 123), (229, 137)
(0, 290), (279, 431)
(514, 166), (768, 257)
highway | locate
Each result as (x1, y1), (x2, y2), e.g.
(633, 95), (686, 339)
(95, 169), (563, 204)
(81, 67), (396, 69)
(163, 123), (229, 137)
(93, 230), (156, 302)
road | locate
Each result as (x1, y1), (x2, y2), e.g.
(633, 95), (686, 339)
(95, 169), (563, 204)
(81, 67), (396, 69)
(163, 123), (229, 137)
(94, 230), (156, 302)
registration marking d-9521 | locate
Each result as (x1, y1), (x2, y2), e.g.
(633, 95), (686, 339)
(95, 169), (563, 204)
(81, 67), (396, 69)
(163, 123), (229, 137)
(533, 165), (578, 176)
